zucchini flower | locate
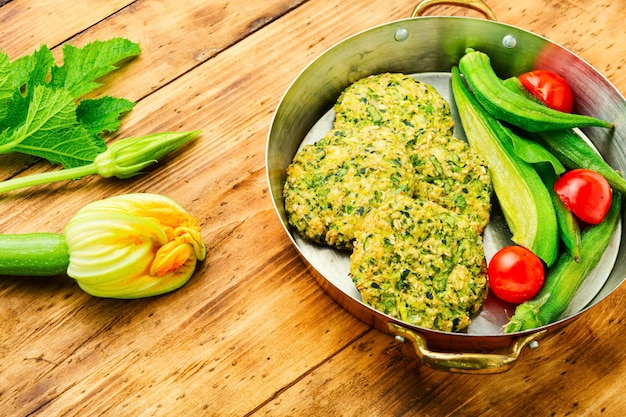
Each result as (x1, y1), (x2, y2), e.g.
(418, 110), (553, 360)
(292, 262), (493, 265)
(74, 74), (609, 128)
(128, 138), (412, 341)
(0, 193), (205, 298)
(64, 193), (206, 298)
(93, 130), (200, 179)
(0, 130), (201, 194)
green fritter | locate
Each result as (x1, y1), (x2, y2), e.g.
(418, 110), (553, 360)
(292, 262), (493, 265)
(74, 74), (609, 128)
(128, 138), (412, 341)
(409, 132), (492, 234)
(333, 73), (454, 140)
(283, 126), (416, 249)
(350, 195), (488, 332)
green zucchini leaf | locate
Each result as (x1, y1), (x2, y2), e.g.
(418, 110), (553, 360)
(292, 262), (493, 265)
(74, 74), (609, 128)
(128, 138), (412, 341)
(51, 38), (141, 99)
(0, 85), (76, 153)
(77, 96), (135, 138)
(13, 124), (103, 168)
(0, 38), (140, 167)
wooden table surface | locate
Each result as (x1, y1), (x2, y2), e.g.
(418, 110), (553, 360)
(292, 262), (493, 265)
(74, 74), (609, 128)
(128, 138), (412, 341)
(1, 0), (625, 415)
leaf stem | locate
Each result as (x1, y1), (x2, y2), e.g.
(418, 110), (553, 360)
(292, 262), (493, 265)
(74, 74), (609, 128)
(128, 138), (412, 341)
(0, 164), (98, 194)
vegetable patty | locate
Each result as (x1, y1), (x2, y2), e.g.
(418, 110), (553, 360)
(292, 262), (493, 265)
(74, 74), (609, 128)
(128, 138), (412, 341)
(333, 72), (455, 139)
(409, 132), (492, 234)
(350, 195), (488, 332)
(284, 125), (416, 249)
(284, 72), (492, 332)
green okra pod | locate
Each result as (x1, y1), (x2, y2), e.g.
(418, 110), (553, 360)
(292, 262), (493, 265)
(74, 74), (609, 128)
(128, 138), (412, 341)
(536, 164), (581, 262)
(451, 66), (559, 266)
(503, 75), (626, 194)
(534, 129), (626, 194)
(504, 191), (621, 333)
(458, 49), (614, 132)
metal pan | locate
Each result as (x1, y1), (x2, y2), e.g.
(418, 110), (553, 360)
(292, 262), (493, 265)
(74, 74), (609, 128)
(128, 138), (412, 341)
(266, 0), (626, 373)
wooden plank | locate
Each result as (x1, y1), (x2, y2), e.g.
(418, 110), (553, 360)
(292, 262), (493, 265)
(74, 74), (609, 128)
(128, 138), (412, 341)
(0, 0), (135, 58)
(46, 0), (308, 102)
(256, 293), (626, 416)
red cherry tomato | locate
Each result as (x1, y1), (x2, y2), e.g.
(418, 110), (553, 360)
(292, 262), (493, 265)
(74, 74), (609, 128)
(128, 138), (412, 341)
(554, 169), (612, 225)
(518, 70), (574, 113)
(488, 246), (545, 304)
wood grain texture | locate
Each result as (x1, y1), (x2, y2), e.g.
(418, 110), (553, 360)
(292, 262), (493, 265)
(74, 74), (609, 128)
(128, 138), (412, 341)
(0, 0), (625, 416)
(0, 0), (135, 58)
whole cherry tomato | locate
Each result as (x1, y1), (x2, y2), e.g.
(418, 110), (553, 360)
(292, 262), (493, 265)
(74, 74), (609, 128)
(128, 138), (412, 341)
(554, 168), (612, 225)
(488, 246), (545, 304)
(518, 70), (574, 113)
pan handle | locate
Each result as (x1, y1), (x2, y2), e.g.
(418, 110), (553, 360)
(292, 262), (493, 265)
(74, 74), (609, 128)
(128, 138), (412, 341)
(388, 323), (546, 374)
(411, 0), (497, 20)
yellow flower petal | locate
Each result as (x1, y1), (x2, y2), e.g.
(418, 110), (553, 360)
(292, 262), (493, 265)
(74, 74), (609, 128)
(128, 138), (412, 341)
(64, 193), (206, 298)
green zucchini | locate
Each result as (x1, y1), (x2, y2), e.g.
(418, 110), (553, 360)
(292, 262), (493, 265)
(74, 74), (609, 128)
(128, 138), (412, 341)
(458, 49), (614, 132)
(451, 67), (559, 266)
(504, 192), (621, 332)
(0, 233), (69, 276)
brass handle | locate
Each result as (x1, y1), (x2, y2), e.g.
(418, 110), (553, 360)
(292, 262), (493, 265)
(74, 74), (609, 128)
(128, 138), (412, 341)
(412, 0), (497, 20)
(388, 323), (546, 374)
